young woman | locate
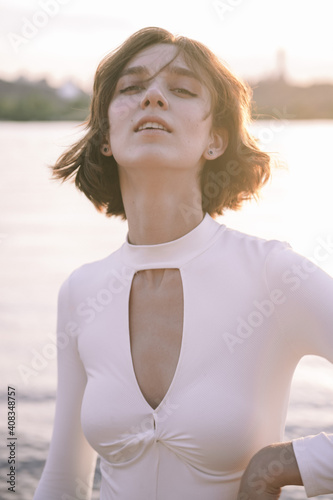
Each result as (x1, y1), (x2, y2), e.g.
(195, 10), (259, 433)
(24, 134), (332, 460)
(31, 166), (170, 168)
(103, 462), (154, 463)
(33, 27), (333, 500)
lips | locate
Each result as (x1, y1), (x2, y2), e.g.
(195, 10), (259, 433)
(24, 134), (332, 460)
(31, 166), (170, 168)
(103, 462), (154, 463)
(134, 116), (171, 133)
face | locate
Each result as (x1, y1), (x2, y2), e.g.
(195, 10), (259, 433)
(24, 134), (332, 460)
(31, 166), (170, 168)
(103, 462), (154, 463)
(106, 44), (222, 173)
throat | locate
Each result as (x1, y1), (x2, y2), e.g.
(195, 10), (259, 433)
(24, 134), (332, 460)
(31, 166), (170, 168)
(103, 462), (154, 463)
(118, 166), (204, 245)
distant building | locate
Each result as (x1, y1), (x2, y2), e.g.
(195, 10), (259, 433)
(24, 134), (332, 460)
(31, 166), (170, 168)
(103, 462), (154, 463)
(276, 49), (287, 82)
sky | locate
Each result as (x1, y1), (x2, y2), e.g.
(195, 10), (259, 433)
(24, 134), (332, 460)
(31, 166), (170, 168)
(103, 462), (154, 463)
(1, 0), (333, 91)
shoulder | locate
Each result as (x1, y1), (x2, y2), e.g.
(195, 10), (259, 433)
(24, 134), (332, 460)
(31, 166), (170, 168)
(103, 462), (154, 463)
(219, 224), (291, 263)
(59, 245), (128, 301)
(217, 224), (326, 302)
(220, 225), (320, 284)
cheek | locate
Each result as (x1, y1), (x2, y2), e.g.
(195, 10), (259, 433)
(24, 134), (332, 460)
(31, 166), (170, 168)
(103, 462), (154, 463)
(180, 101), (211, 133)
(107, 103), (128, 150)
(108, 95), (139, 123)
(185, 118), (211, 147)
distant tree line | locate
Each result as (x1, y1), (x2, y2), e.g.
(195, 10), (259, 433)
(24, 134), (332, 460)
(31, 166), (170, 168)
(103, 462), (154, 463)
(0, 78), (90, 121)
(0, 76), (333, 121)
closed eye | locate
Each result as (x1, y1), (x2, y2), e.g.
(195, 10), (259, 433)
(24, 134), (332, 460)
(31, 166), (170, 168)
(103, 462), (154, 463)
(172, 88), (197, 97)
(119, 85), (143, 94)
(119, 86), (198, 97)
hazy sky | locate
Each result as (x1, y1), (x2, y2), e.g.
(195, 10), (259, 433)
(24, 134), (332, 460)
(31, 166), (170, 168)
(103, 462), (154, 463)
(1, 0), (333, 90)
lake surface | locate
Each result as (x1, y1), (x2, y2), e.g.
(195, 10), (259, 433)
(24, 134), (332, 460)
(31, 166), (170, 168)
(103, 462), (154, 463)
(0, 121), (333, 499)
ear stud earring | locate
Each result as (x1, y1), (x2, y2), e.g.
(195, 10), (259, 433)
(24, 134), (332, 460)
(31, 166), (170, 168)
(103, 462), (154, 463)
(208, 149), (214, 156)
(103, 146), (109, 153)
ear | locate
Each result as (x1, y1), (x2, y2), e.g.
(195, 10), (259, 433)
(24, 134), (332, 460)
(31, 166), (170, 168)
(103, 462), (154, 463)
(203, 128), (228, 160)
(100, 143), (113, 157)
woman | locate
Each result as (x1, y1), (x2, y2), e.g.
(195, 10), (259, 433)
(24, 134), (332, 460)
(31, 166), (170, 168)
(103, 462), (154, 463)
(33, 27), (333, 500)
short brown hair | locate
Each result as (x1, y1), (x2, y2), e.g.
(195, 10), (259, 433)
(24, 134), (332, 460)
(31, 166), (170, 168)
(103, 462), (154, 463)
(52, 27), (271, 219)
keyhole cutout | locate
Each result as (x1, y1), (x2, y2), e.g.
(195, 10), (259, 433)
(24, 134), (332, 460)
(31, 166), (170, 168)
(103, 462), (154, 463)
(128, 268), (184, 410)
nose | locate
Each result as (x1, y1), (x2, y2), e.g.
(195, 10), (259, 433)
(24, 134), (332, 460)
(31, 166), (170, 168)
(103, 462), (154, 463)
(140, 81), (168, 109)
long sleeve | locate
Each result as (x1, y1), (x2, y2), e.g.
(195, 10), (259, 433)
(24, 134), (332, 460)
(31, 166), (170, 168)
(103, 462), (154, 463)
(33, 276), (97, 500)
(266, 245), (333, 497)
(293, 433), (333, 497)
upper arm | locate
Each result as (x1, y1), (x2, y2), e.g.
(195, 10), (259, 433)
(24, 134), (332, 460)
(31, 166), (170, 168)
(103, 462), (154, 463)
(33, 277), (97, 500)
(265, 245), (333, 361)
(266, 246), (333, 496)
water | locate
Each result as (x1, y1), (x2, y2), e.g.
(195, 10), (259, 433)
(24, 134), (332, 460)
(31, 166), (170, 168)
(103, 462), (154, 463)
(1, 121), (333, 499)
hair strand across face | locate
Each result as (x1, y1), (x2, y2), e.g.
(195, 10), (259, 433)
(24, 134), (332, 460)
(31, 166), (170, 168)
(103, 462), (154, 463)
(51, 26), (271, 219)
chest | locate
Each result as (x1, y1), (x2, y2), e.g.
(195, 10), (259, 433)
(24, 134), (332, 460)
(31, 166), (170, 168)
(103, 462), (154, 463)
(128, 269), (184, 409)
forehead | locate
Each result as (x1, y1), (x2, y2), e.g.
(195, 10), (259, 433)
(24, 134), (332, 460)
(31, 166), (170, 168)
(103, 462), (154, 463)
(120, 43), (201, 80)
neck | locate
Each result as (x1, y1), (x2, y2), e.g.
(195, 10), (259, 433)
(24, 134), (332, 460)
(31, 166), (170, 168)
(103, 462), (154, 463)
(119, 166), (205, 245)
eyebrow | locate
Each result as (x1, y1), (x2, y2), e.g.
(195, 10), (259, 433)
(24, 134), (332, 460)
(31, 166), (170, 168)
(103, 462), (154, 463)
(119, 64), (201, 81)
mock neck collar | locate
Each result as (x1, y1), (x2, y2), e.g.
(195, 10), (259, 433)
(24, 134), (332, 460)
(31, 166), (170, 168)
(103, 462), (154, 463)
(120, 213), (224, 270)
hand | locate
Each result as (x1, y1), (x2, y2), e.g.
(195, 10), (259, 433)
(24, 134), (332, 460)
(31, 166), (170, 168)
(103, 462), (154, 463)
(237, 442), (303, 500)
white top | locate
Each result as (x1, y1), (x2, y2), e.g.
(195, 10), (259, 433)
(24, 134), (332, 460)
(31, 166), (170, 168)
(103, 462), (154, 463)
(33, 214), (333, 499)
